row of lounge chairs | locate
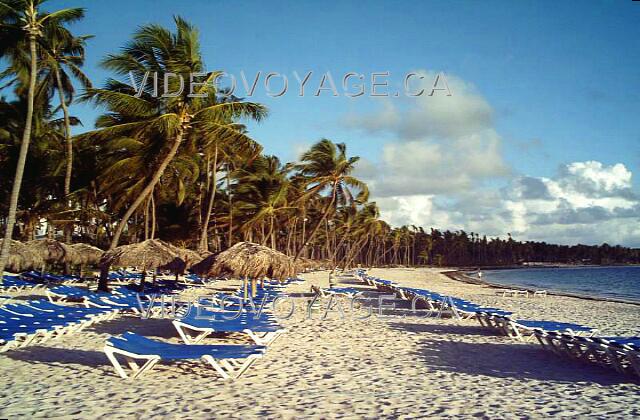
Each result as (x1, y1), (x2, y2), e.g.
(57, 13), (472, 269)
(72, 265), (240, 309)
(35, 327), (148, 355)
(534, 331), (640, 377)
(312, 285), (361, 298)
(0, 275), (47, 292)
(0, 295), (118, 352)
(4, 273), (295, 379)
(103, 281), (293, 379)
(357, 270), (640, 378)
(357, 271), (595, 340)
(0, 276), (166, 353)
(1, 272), (88, 292)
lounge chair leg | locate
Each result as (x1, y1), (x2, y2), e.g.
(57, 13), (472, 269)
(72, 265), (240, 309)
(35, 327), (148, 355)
(173, 321), (192, 343)
(626, 350), (640, 378)
(133, 359), (159, 379)
(104, 347), (130, 379)
(201, 355), (231, 379)
(233, 355), (261, 378)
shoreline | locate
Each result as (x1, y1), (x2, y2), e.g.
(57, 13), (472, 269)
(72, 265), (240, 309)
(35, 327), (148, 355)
(444, 269), (640, 307)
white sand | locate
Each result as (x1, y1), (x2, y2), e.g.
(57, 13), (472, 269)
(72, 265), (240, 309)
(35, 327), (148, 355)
(1, 268), (639, 418)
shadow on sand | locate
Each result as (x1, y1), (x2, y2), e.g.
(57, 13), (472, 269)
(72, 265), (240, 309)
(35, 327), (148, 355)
(387, 321), (496, 337)
(389, 322), (638, 385)
(3, 317), (180, 370)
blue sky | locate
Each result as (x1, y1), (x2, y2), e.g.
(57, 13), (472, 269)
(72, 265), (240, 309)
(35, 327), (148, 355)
(48, 0), (640, 246)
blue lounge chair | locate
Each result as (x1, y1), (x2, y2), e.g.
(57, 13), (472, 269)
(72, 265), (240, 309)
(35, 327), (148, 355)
(172, 307), (285, 345)
(490, 315), (595, 341)
(1, 275), (43, 292)
(47, 285), (110, 302)
(533, 330), (640, 377)
(313, 286), (361, 298)
(104, 331), (266, 379)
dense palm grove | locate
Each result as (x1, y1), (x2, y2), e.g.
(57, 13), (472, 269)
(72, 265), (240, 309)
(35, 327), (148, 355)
(1, 1), (638, 274)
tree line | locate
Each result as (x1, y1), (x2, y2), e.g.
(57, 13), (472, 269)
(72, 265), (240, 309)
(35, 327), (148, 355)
(1, 1), (638, 274)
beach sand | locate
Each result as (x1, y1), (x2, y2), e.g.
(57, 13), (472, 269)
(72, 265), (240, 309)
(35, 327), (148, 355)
(0, 267), (639, 418)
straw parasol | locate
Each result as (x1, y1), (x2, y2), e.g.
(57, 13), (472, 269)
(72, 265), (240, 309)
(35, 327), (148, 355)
(25, 239), (78, 271)
(189, 253), (217, 277)
(203, 242), (296, 298)
(100, 239), (186, 290)
(210, 242), (295, 279)
(100, 239), (184, 272)
(69, 243), (104, 277)
(69, 243), (104, 266)
(161, 243), (203, 270)
(0, 239), (43, 273)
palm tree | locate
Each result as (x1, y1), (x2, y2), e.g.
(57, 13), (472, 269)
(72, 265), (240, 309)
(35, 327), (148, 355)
(343, 202), (380, 268)
(233, 155), (293, 249)
(39, 24), (91, 243)
(194, 118), (261, 252)
(293, 139), (368, 261)
(81, 16), (267, 253)
(79, 17), (266, 290)
(0, 0), (84, 277)
(0, 95), (77, 240)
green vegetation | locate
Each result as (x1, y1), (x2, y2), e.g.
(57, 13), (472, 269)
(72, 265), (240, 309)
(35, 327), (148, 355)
(1, 2), (638, 276)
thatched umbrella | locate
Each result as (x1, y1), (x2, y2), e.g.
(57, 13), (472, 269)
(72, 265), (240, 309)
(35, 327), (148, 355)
(0, 239), (43, 273)
(205, 242), (296, 298)
(69, 243), (104, 277)
(69, 243), (104, 265)
(100, 239), (185, 290)
(161, 243), (202, 270)
(25, 239), (77, 272)
(190, 253), (217, 277)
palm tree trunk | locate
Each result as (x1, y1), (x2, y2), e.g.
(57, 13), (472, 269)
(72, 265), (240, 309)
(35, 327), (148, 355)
(227, 169), (233, 247)
(0, 33), (38, 279)
(294, 181), (337, 261)
(109, 127), (184, 250)
(344, 234), (369, 268)
(332, 227), (350, 263)
(269, 215), (276, 249)
(55, 67), (74, 245)
(199, 145), (218, 251)
(144, 195), (150, 240)
(150, 188), (156, 239)
(99, 122), (185, 291)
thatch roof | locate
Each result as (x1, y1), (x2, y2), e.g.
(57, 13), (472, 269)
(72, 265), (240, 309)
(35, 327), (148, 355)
(69, 243), (104, 266)
(25, 239), (77, 265)
(0, 239), (43, 272)
(203, 242), (296, 280)
(100, 239), (185, 272)
(189, 253), (217, 276)
(199, 250), (213, 258)
(161, 243), (202, 269)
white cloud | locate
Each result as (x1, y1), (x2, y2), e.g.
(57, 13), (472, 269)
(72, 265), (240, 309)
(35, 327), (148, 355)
(344, 71), (640, 246)
(375, 161), (640, 246)
(376, 195), (453, 229)
(350, 72), (510, 197)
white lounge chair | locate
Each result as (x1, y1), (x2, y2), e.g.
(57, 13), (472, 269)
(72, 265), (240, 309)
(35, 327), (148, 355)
(104, 332), (266, 379)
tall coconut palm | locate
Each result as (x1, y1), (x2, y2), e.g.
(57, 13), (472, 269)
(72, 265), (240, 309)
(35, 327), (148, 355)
(81, 16), (267, 253)
(0, 0), (84, 277)
(39, 25), (91, 243)
(233, 155), (293, 249)
(293, 139), (368, 261)
(193, 115), (261, 252)
(79, 17), (266, 290)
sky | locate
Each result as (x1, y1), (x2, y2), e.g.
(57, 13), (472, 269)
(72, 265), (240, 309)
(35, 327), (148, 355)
(48, 0), (640, 247)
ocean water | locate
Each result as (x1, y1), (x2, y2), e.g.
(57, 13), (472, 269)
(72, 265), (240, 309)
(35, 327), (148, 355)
(471, 266), (640, 302)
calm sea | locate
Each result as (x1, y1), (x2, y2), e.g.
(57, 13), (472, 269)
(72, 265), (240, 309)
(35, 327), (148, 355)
(471, 266), (640, 303)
